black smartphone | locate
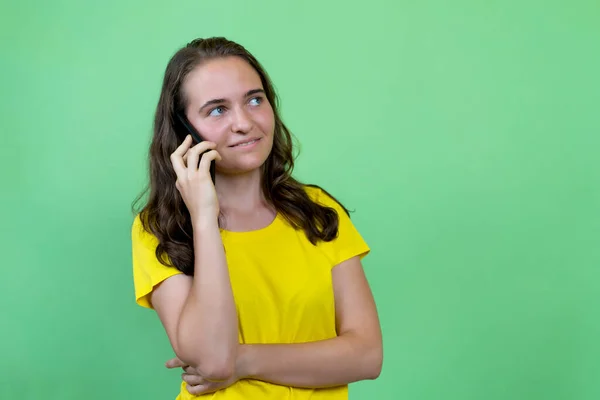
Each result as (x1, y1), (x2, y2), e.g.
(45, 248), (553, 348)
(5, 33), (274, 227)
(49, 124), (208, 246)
(174, 112), (216, 183)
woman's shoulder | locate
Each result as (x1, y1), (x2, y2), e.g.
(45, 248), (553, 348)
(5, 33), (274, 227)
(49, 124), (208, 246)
(303, 184), (331, 202)
(131, 212), (159, 248)
(302, 184), (347, 213)
(303, 184), (322, 200)
(131, 213), (145, 236)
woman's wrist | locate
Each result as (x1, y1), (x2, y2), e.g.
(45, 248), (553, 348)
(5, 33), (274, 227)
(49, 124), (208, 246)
(192, 214), (219, 232)
(236, 344), (256, 380)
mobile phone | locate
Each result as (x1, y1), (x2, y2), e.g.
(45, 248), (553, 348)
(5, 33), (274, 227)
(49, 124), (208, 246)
(174, 112), (216, 183)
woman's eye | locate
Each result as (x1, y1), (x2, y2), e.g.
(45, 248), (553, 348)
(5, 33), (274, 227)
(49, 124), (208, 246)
(249, 97), (262, 106)
(209, 106), (225, 116)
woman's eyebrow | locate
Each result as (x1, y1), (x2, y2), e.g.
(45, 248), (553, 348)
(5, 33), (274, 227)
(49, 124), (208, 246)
(199, 89), (265, 112)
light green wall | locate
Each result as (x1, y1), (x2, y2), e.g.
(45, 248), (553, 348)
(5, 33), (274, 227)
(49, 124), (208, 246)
(1, 0), (599, 399)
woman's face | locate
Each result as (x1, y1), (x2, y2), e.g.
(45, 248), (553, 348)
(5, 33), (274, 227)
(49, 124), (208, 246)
(181, 56), (275, 175)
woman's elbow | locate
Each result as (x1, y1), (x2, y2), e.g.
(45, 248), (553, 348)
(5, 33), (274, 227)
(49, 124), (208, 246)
(199, 361), (235, 381)
(186, 352), (236, 381)
(174, 342), (236, 381)
(364, 342), (383, 380)
(366, 359), (383, 380)
(177, 354), (235, 381)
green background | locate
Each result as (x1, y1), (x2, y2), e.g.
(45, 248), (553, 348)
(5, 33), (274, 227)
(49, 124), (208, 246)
(1, 0), (599, 399)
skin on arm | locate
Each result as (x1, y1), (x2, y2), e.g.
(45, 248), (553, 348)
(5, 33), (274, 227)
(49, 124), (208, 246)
(151, 138), (238, 382)
(151, 219), (238, 381)
(236, 255), (383, 388)
(165, 257), (383, 395)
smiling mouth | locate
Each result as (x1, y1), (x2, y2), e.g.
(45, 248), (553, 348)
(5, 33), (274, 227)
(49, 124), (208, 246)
(230, 138), (261, 147)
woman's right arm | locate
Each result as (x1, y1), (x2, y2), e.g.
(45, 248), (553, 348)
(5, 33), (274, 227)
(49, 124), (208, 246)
(150, 136), (238, 381)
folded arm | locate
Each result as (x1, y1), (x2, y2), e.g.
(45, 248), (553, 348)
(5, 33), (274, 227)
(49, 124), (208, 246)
(238, 256), (383, 388)
(153, 220), (238, 381)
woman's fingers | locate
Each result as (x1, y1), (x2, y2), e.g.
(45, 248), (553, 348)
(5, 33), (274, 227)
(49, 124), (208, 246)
(187, 383), (212, 395)
(165, 357), (187, 369)
(186, 141), (216, 172)
(170, 135), (193, 177)
(182, 373), (205, 386)
(198, 149), (222, 174)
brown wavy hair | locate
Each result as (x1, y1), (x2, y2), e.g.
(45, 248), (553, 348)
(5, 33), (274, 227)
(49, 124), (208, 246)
(132, 37), (349, 275)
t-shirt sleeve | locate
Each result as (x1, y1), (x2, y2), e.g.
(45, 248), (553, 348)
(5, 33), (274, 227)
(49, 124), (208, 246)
(312, 187), (371, 267)
(131, 215), (182, 309)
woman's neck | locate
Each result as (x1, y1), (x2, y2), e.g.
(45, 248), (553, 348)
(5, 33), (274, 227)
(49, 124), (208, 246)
(215, 169), (268, 213)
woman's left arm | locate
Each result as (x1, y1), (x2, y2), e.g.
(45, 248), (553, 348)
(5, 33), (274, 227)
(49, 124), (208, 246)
(237, 255), (383, 388)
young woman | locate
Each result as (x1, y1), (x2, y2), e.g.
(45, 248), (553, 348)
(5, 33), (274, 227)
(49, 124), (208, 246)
(131, 37), (383, 399)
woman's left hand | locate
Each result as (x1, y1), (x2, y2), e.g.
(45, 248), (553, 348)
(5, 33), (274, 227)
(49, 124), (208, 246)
(165, 355), (244, 395)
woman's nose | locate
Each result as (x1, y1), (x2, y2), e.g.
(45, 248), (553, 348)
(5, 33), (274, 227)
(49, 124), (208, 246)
(230, 107), (252, 133)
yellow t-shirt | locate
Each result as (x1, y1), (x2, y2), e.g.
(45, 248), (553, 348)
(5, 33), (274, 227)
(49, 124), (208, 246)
(131, 186), (370, 399)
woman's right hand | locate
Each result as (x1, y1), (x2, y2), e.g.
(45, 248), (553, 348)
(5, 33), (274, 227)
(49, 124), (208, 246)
(170, 135), (222, 224)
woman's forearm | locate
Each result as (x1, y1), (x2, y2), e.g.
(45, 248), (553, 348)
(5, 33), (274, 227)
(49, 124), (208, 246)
(239, 333), (382, 388)
(177, 219), (238, 380)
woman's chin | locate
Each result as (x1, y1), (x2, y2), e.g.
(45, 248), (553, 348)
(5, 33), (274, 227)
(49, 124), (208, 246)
(216, 161), (267, 177)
